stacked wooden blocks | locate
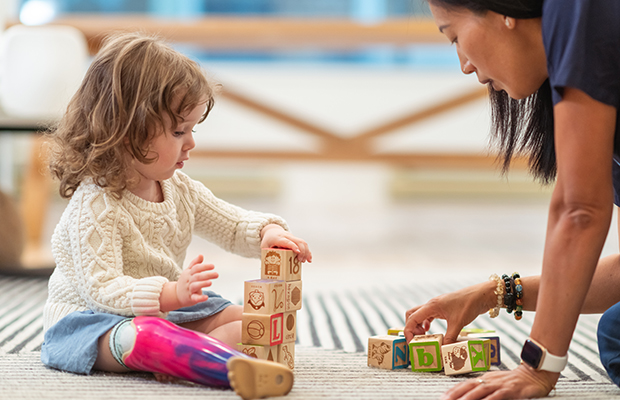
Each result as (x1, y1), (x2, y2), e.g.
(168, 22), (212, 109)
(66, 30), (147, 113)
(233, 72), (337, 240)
(239, 248), (302, 370)
(368, 329), (495, 375)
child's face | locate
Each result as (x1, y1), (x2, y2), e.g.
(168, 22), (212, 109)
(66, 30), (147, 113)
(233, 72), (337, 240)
(132, 101), (207, 184)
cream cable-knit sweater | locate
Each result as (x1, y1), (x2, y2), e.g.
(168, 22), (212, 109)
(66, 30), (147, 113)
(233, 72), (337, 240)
(43, 171), (287, 332)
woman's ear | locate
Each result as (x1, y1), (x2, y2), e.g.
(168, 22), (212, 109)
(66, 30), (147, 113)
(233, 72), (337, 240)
(504, 16), (516, 29)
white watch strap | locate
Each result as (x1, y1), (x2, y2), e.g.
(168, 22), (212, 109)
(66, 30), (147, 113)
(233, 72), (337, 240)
(540, 350), (568, 373)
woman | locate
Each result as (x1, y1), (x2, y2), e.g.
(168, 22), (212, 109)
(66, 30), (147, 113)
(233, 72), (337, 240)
(404, 1), (620, 398)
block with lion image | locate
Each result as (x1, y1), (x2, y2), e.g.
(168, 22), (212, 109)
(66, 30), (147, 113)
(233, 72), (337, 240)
(244, 279), (285, 315)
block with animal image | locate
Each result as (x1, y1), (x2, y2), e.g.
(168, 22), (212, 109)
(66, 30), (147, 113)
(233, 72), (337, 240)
(367, 335), (410, 370)
(459, 331), (501, 367)
(278, 342), (295, 370)
(244, 279), (286, 315)
(237, 343), (280, 362)
(441, 339), (491, 376)
(409, 333), (444, 372)
(285, 280), (302, 311)
(241, 312), (284, 346)
(261, 248), (302, 281)
(282, 311), (297, 344)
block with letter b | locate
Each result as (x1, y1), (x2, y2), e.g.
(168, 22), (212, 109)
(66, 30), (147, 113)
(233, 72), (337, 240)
(261, 248), (301, 281)
(409, 333), (444, 372)
(368, 335), (409, 370)
(241, 313), (284, 346)
(243, 279), (285, 315)
(442, 339), (491, 375)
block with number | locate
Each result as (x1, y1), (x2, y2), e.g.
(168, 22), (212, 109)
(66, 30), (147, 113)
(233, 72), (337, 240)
(368, 335), (409, 370)
(237, 343), (280, 362)
(261, 248), (302, 281)
(282, 311), (297, 343)
(285, 280), (302, 311)
(241, 313), (284, 346)
(278, 342), (295, 370)
(409, 333), (444, 372)
(244, 279), (286, 315)
(442, 339), (490, 375)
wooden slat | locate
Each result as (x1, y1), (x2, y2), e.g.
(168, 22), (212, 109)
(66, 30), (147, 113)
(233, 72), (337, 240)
(10, 15), (446, 54)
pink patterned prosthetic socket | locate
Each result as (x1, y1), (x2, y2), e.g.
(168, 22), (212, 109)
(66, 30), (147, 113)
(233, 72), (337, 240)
(123, 316), (247, 387)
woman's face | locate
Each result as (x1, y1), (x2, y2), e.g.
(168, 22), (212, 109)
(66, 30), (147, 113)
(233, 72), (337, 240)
(429, 2), (547, 100)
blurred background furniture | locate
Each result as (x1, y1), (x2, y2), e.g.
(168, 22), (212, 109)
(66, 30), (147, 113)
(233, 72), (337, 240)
(0, 22), (88, 271)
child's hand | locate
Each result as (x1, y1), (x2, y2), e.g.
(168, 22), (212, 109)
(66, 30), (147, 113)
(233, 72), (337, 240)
(261, 224), (312, 263)
(160, 255), (219, 311)
(176, 255), (218, 307)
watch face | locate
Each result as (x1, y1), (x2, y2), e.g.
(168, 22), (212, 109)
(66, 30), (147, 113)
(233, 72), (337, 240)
(521, 339), (543, 369)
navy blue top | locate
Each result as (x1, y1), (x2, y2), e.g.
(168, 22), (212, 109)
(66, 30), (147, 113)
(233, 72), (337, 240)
(542, 0), (620, 204)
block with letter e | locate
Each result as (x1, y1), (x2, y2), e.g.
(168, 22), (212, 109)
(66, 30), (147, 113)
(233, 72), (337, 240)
(459, 332), (501, 367)
(367, 335), (409, 370)
(409, 333), (444, 372)
(442, 339), (491, 375)
(241, 313), (284, 346)
(261, 248), (302, 281)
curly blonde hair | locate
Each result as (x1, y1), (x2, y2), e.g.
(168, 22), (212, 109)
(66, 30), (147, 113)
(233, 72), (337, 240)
(47, 32), (216, 199)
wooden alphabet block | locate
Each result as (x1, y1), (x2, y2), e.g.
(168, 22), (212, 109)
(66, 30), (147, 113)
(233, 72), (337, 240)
(458, 334), (501, 366)
(282, 311), (297, 344)
(261, 248), (301, 281)
(388, 327), (405, 336)
(237, 343), (280, 362)
(244, 279), (286, 315)
(409, 333), (444, 372)
(241, 313), (284, 346)
(285, 280), (302, 311)
(368, 335), (409, 370)
(442, 339), (490, 376)
(278, 342), (295, 369)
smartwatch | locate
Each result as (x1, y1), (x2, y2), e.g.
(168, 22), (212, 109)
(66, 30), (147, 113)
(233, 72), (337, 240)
(520, 338), (568, 373)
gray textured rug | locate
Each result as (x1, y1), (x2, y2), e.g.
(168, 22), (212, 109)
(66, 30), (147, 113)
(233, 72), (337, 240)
(1, 275), (619, 399)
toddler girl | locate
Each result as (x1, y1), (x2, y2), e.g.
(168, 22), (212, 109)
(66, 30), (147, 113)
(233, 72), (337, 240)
(41, 32), (312, 400)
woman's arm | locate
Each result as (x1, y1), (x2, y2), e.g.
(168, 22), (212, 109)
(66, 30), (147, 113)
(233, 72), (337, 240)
(529, 87), (616, 359)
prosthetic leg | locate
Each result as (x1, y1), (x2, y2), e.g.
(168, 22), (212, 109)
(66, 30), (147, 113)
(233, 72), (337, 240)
(110, 316), (293, 399)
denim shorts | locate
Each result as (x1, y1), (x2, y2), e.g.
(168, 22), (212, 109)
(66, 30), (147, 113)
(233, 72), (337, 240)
(41, 291), (232, 375)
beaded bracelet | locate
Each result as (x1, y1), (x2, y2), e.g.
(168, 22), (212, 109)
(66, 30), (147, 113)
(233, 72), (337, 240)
(488, 274), (504, 318)
(513, 273), (523, 320)
(502, 274), (514, 314)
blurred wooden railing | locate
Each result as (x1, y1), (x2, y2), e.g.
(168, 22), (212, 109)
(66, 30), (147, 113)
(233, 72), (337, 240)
(31, 15), (446, 53)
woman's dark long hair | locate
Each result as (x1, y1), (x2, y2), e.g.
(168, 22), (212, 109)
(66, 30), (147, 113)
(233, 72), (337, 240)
(429, 0), (555, 183)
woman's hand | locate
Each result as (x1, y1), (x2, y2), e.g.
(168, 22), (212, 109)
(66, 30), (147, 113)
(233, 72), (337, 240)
(441, 364), (558, 399)
(160, 254), (219, 311)
(404, 279), (497, 344)
(261, 224), (312, 263)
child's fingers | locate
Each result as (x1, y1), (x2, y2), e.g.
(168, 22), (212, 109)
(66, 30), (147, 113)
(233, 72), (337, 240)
(189, 279), (213, 295)
(191, 270), (219, 282)
(190, 263), (215, 273)
(190, 293), (210, 303)
(188, 254), (204, 268)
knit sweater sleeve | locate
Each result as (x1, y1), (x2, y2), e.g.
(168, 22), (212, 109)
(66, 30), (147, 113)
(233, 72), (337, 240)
(175, 172), (288, 258)
(62, 188), (168, 317)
